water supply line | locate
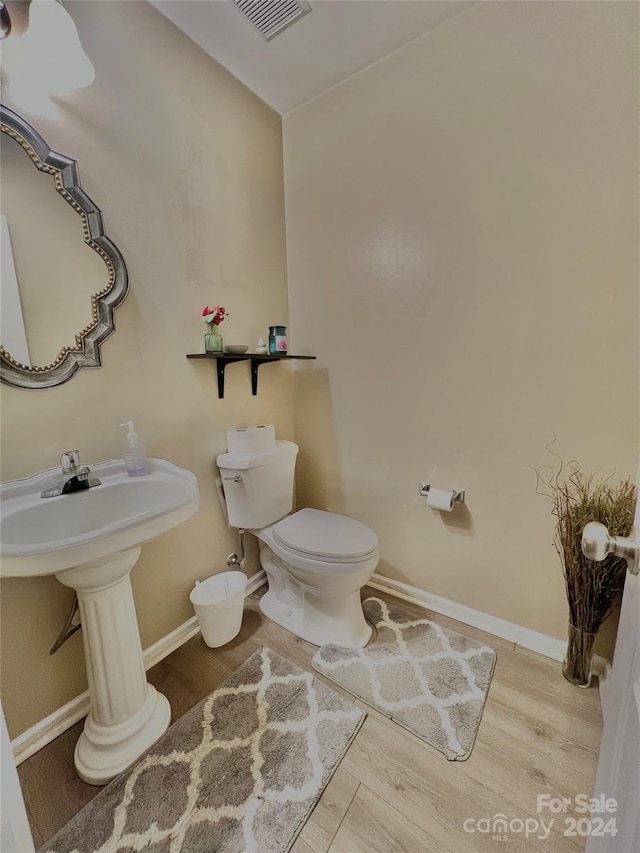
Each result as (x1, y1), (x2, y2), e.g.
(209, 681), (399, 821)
(227, 528), (247, 570)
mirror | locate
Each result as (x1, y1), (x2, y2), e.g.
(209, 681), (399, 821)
(0, 105), (128, 388)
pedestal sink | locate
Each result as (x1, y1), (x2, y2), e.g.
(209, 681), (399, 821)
(0, 458), (199, 785)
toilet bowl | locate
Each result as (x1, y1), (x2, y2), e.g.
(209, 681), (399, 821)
(216, 437), (379, 648)
(256, 508), (378, 648)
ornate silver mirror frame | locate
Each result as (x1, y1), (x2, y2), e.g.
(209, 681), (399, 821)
(0, 104), (128, 389)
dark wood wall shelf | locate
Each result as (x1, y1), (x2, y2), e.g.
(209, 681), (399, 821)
(186, 353), (316, 398)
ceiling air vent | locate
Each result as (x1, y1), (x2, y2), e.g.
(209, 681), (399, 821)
(232, 0), (312, 42)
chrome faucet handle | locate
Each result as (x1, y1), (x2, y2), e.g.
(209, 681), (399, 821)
(60, 450), (90, 482)
(60, 450), (81, 474)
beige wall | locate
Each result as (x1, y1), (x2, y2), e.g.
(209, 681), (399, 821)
(1, 0), (638, 743)
(284, 1), (639, 641)
(0, 1), (292, 738)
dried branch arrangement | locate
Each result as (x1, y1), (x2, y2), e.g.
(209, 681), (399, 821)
(534, 444), (636, 684)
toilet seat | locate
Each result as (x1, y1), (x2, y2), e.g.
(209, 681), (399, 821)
(272, 508), (378, 566)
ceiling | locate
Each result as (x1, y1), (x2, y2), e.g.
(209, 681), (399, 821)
(149, 0), (476, 115)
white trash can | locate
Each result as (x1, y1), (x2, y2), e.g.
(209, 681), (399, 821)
(190, 571), (247, 648)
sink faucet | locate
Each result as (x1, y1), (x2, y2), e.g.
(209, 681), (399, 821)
(41, 450), (102, 498)
(61, 450), (90, 493)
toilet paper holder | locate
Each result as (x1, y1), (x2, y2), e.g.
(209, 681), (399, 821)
(418, 483), (465, 504)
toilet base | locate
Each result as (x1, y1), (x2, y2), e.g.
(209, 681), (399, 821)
(260, 588), (372, 649)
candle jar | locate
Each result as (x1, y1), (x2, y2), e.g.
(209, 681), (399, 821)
(268, 326), (288, 354)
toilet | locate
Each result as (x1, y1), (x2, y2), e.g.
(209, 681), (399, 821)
(217, 438), (379, 648)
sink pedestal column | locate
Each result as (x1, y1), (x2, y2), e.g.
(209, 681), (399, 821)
(56, 548), (171, 785)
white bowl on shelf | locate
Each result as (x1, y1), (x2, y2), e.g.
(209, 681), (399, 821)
(224, 345), (249, 354)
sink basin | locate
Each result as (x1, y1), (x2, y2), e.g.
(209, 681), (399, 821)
(0, 457), (200, 785)
(0, 458), (199, 576)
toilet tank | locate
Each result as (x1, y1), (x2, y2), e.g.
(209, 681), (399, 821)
(216, 441), (298, 529)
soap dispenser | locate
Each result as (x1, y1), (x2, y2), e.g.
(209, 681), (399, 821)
(120, 421), (148, 477)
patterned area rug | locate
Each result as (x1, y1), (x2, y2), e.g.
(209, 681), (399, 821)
(41, 647), (365, 853)
(312, 597), (496, 761)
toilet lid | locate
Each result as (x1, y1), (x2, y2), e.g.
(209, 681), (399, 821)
(273, 508), (378, 560)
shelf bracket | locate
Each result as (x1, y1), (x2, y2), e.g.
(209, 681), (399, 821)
(216, 359), (226, 399)
(215, 356), (249, 398)
(250, 358), (274, 395)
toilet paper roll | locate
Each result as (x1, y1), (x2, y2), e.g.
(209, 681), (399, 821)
(226, 424), (276, 453)
(426, 488), (455, 512)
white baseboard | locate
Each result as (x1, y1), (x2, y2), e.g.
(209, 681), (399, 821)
(11, 570), (267, 765)
(369, 573), (567, 662)
(13, 568), (564, 764)
(245, 569), (267, 597)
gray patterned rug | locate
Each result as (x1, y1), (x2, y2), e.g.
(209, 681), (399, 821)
(41, 647), (365, 853)
(312, 597), (496, 761)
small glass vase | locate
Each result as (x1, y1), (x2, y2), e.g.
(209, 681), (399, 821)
(562, 624), (597, 687)
(204, 323), (223, 353)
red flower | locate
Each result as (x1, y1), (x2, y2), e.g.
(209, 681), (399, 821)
(202, 305), (228, 325)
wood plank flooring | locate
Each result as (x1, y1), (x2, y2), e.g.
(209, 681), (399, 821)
(17, 586), (602, 852)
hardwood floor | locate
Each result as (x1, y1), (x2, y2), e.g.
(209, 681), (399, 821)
(17, 586), (602, 852)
